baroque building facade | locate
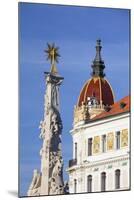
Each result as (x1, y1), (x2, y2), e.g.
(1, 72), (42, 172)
(67, 40), (130, 193)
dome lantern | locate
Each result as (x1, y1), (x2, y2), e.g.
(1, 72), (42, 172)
(91, 39), (105, 78)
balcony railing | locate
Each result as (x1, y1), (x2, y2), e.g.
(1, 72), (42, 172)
(69, 159), (77, 167)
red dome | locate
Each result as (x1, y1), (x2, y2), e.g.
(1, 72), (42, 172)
(77, 77), (114, 107)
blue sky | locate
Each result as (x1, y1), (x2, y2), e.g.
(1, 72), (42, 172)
(19, 3), (130, 196)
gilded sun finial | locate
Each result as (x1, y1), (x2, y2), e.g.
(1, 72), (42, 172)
(44, 43), (61, 74)
(45, 43), (60, 65)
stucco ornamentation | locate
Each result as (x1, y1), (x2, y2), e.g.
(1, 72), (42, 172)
(93, 136), (100, 154)
(121, 129), (128, 147)
(107, 132), (114, 150)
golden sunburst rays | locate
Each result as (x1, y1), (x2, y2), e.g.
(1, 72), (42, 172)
(44, 43), (61, 65)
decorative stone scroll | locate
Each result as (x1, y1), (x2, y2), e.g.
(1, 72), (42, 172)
(121, 129), (128, 147)
(107, 132), (114, 150)
(93, 136), (100, 154)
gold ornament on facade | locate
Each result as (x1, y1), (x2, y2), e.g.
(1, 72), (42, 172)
(121, 129), (128, 147)
(93, 136), (100, 154)
(93, 77), (99, 83)
(73, 103), (105, 124)
(107, 132), (114, 150)
(74, 104), (89, 124)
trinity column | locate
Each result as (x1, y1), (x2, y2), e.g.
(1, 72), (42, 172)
(27, 43), (66, 196)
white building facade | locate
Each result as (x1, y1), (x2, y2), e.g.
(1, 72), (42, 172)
(67, 40), (130, 194)
(67, 108), (130, 193)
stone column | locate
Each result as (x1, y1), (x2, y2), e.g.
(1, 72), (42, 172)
(40, 72), (64, 195)
(27, 43), (67, 196)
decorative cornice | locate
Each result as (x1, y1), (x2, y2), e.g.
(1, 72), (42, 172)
(71, 111), (130, 135)
(67, 154), (129, 172)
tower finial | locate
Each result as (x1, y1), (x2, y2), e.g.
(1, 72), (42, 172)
(95, 39), (102, 62)
(91, 39), (105, 78)
(44, 43), (60, 74)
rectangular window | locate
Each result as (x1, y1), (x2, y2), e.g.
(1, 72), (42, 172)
(88, 138), (92, 156)
(102, 134), (106, 153)
(74, 142), (77, 159)
(74, 179), (77, 193)
(116, 131), (120, 149)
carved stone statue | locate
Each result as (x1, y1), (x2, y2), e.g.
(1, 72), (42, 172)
(49, 158), (64, 195)
(27, 43), (67, 196)
(27, 169), (41, 196)
(39, 120), (46, 139)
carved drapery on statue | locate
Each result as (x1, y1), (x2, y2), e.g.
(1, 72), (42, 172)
(40, 74), (65, 195)
(48, 105), (64, 195)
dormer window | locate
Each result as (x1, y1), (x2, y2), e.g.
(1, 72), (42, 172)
(87, 96), (98, 107)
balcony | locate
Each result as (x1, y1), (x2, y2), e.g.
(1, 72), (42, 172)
(69, 159), (77, 167)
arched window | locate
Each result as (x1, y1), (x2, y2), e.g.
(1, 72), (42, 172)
(101, 172), (106, 191)
(115, 169), (120, 189)
(87, 175), (92, 192)
(74, 179), (77, 193)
